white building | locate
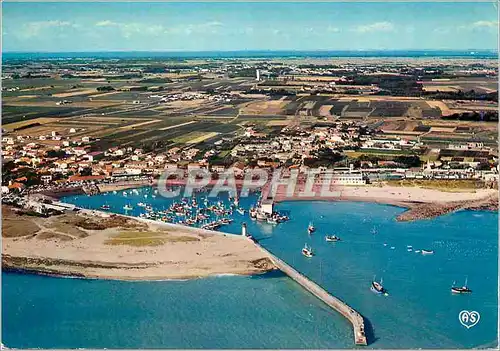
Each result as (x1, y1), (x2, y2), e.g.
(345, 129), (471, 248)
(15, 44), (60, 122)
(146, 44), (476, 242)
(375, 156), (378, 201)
(331, 172), (366, 185)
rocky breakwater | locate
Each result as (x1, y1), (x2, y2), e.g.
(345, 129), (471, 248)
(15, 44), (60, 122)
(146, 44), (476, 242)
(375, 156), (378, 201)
(397, 194), (498, 222)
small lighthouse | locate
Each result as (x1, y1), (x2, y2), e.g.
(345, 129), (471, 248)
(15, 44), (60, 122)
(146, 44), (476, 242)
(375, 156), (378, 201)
(241, 223), (247, 237)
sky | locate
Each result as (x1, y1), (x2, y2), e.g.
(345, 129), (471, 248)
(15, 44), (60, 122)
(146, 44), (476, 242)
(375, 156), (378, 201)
(2, 2), (499, 52)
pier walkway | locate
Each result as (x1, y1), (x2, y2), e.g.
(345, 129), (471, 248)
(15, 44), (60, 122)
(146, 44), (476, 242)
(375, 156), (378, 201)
(253, 242), (368, 346)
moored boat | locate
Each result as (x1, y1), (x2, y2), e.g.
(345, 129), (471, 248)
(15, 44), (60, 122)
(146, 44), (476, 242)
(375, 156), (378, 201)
(307, 222), (316, 234)
(370, 277), (388, 295)
(123, 204), (133, 211)
(100, 204), (110, 210)
(256, 211), (268, 221)
(421, 249), (434, 255)
(451, 277), (472, 294)
(302, 243), (314, 258)
(236, 208), (245, 215)
(325, 235), (341, 242)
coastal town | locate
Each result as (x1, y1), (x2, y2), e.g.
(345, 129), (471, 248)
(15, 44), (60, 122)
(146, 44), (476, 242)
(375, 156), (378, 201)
(2, 55), (498, 221)
(2, 0), (499, 349)
(2, 54), (498, 296)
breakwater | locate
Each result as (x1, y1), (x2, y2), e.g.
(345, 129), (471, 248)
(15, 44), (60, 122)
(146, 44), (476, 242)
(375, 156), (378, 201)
(251, 239), (368, 346)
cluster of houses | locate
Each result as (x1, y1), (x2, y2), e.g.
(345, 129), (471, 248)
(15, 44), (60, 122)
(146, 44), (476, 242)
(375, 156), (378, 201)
(1, 117), (498, 194)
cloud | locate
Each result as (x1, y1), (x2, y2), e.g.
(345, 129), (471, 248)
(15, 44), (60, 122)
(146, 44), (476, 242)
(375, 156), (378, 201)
(21, 20), (77, 38)
(164, 21), (224, 35)
(327, 26), (340, 33)
(352, 21), (394, 33)
(95, 20), (119, 27)
(467, 20), (498, 30)
(437, 20), (499, 33)
(94, 20), (167, 38)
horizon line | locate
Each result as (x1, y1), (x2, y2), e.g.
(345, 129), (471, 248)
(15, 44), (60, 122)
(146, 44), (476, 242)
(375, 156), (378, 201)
(3, 49), (498, 54)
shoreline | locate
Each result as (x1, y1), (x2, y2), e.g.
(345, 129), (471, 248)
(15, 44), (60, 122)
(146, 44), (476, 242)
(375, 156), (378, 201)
(271, 185), (498, 221)
(5, 184), (497, 281)
(1, 262), (273, 282)
(2, 206), (275, 281)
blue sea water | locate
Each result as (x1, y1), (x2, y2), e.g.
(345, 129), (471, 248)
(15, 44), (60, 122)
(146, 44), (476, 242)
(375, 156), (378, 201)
(2, 50), (498, 61)
(2, 188), (498, 349)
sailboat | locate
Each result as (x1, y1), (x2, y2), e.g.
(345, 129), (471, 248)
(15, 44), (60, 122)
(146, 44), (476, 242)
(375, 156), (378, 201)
(123, 204), (133, 211)
(100, 203), (110, 210)
(451, 277), (472, 294)
(302, 243), (314, 258)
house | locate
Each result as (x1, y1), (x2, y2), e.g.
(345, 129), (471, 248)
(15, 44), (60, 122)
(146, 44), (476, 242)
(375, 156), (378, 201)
(211, 165), (226, 173)
(155, 155), (167, 163)
(164, 163), (178, 171)
(125, 161), (148, 170)
(85, 151), (104, 162)
(40, 175), (53, 184)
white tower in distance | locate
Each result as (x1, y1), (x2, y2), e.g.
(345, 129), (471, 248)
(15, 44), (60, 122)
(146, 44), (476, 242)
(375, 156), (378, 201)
(256, 69), (260, 81)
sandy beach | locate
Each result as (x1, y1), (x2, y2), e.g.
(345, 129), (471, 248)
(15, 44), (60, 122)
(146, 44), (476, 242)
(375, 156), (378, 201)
(2, 206), (274, 280)
(270, 184), (498, 221)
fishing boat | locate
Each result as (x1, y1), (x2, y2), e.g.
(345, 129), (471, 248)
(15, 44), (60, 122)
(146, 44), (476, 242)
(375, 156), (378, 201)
(100, 204), (110, 210)
(256, 211), (268, 221)
(421, 249), (434, 255)
(113, 190), (117, 194)
(137, 202), (147, 207)
(370, 277), (388, 295)
(414, 250), (421, 253)
(451, 277), (472, 294)
(123, 204), (133, 211)
(307, 222), (316, 234)
(325, 235), (341, 242)
(236, 208), (245, 215)
(302, 243), (314, 258)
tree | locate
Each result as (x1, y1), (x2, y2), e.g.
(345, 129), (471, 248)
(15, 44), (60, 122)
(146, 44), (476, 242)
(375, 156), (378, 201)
(394, 155), (421, 168)
(97, 86), (115, 92)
